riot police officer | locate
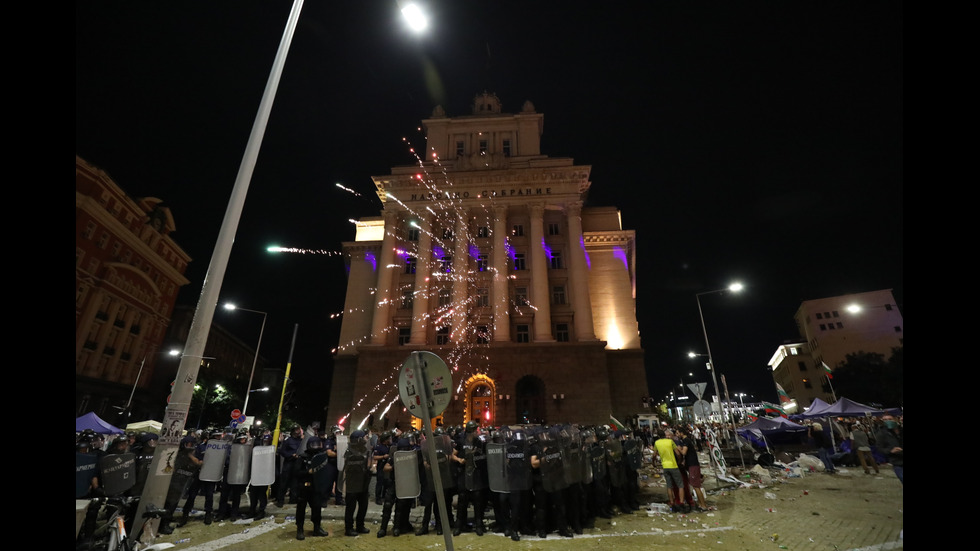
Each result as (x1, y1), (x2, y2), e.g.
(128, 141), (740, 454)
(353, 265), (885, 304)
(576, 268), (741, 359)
(416, 427), (454, 535)
(275, 425), (304, 507)
(159, 435), (202, 534)
(247, 432), (274, 518)
(530, 426), (573, 538)
(454, 420), (488, 536)
(343, 430), (372, 536)
(295, 436), (328, 540)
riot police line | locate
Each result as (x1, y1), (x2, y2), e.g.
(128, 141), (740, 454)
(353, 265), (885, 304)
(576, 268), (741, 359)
(76, 421), (649, 545)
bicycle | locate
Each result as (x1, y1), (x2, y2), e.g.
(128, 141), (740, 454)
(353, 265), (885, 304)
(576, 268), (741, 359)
(77, 495), (175, 551)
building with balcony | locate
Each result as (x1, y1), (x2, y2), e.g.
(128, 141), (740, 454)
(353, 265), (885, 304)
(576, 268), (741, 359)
(75, 155), (191, 421)
(769, 289), (903, 409)
(327, 93), (646, 430)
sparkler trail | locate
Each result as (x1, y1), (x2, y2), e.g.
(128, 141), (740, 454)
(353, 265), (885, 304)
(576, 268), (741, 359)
(267, 245), (343, 256)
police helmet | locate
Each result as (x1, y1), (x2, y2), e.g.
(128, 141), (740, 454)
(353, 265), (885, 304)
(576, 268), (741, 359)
(307, 437), (324, 450)
(465, 420), (480, 433)
(76, 440), (92, 452)
(236, 429), (249, 442)
(595, 426), (610, 441)
(111, 435), (129, 448)
(330, 425), (343, 435)
(180, 435), (198, 448)
(139, 432), (159, 444)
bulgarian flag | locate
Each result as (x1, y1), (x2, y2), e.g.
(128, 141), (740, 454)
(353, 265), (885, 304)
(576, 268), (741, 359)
(776, 383), (792, 404)
(763, 402), (787, 418)
(609, 415), (628, 432)
(821, 361), (834, 379)
(746, 412), (759, 422)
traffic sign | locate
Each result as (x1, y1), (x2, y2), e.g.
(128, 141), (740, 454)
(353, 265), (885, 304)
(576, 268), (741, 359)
(231, 409), (241, 419)
(399, 351), (453, 419)
(693, 400), (712, 419)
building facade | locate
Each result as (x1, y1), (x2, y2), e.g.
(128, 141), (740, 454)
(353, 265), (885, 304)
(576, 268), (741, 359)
(327, 93), (646, 431)
(76, 155), (191, 421)
(769, 289), (903, 409)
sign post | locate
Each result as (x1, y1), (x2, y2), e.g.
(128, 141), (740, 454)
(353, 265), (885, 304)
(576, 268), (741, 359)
(399, 351), (454, 550)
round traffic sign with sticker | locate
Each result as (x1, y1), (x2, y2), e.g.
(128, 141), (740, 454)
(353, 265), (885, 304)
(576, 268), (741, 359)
(399, 351), (453, 419)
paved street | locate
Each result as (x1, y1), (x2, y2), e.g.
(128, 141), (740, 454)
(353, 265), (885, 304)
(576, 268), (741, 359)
(147, 459), (904, 551)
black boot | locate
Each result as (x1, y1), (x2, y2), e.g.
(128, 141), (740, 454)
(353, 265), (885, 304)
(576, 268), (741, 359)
(313, 526), (328, 537)
(296, 528), (305, 540)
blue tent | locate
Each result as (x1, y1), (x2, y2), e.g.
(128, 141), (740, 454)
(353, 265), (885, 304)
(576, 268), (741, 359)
(76, 411), (125, 435)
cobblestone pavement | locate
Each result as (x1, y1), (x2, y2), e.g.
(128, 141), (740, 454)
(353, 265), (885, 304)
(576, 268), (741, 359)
(141, 461), (903, 551)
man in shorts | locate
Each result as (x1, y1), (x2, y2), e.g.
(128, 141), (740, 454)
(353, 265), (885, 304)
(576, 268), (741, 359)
(675, 426), (708, 511)
(652, 428), (688, 513)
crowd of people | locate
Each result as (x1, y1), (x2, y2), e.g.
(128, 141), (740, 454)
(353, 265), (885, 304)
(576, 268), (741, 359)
(75, 412), (902, 546)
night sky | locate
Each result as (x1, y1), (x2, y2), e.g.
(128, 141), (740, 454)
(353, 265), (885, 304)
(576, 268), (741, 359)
(76, 2), (903, 413)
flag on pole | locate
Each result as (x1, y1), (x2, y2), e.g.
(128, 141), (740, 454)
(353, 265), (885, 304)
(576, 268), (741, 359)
(775, 383), (792, 404)
(821, 361), (834, 379)
(762, 401), (787, 418)
(746, 412), (759, 422)
(608, 415), (628, 432)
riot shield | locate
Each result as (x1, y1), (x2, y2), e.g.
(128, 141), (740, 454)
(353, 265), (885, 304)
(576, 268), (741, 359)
(486, 442), (509, 493)
(250, 445), (276, 486)
(311, 452), (331, 496)
(343, 439), (370, 492)
(505, 434), (531, 492)
(100, 453), (136, 496)
(227, 442), (253, 485)
(336, 435), (348, 471)
(463, 435), (489, 491)
(164, 448), (198, 511)
(538, 432), (568, 493)
(76, 453), (98, 498)
(393, 449), (421, 499)
(199, 440), (230, 482)
(604, 439), (626, 487)
(623, 438), (643, 471)
(421, 433), (455, 491)
(589, 444), (607, 481)
(561, 427), (583, 486)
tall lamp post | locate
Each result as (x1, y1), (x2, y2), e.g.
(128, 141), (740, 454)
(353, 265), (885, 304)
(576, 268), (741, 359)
(694, 282), (743, 443)
(223, 303), (268, 417)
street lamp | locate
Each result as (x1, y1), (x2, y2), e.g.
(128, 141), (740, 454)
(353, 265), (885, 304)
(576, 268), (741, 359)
(694, 282), (743, 443)
(223, 303), (268, 416)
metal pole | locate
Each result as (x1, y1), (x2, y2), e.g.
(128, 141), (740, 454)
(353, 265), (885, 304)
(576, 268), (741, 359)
(414, 352), (455, 551)
(273, 324), (300, 451)
(135, 0), (306, 530)
(241, 310), (267, 416)
(696, 294), (723, 428)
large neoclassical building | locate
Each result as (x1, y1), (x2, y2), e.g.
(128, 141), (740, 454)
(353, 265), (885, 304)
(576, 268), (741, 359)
(327, 93), (646, 431)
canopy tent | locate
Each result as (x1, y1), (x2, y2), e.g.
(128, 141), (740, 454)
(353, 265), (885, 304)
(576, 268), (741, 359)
(797, 397), (884, 419)
(791, 397), (832, 419)
(76, 412), (125, 435)
(737, 416), (809, 452)
(126, 420), (162, 434)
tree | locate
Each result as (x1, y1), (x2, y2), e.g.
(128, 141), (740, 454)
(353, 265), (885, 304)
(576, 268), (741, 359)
(832, 347), (903, 407)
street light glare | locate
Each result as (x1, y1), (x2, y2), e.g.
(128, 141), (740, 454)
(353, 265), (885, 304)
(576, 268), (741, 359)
(401, 3), (428, 32)
(846, 304), (861, 313)
(223, 303), (237, 311)
(729, 282), (744, 292)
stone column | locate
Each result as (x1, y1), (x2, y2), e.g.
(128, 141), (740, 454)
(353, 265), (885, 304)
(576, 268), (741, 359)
(492, 205), (510, 342)
(452, 209), (470, 344)
(370, 209), (398, 345)
(528, 203), (553, 341)
(566, 201), (596, 340)
(410, 212), (432, 344)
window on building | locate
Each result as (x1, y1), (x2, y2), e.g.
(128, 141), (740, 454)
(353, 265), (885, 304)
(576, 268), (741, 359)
(436, 326), (450, 345)
(798, 361), (807, 371)
(552, 286), (566, 305)
(885, 304), (893, 311)
(405, 257), (417, 274)
(401, 291), (414, 309)
(98, 232), (110, 249)
(548, 222), (560, 236)
(516, 324), (530, 343)
(513, 253), (526, 271)
(823, 311), (831, 318)
(122, 250), (132, 263)
(790, 347), (799, 355)
(440, 256), (452, 273)
(515, 287), (529, 307)
(819, 324), (826, 330)
(550, 251), (563, 269)
(803, 378), (813, 389)
(476, 287), (489, 307)
(408, 227), (420, 241)
(477, 254), (488, 272)
(398, 327), (411, 345)
(894, 325), (902, 332)
(512, 224), (524, 237)
(477, 226), (490, 238)
(555, 323), (570, 342)
(456, 141), (465, 156)
(84, 221), (97, 239)
(815, 312), (823, 320)
(476, 325), (490, 344)
(438, 288), (451, 307)
(479, 139), (488, 153)
(832, 311), (839, 317)
(835, 322), (843, 329)
(442, 228), (454, 240)
(502, 139), (511, 157)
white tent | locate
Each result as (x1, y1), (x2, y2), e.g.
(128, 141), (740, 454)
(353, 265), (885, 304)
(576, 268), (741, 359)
(125, 420), (162, 434)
